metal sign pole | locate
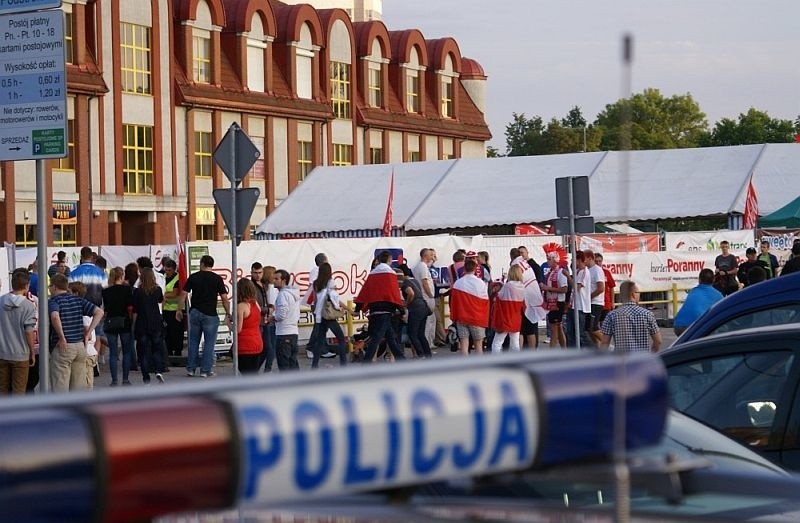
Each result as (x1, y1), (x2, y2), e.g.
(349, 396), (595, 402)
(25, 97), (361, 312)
(37, 159), (50, 393)
(229, 129), (239, 376)
(568, 177), (580, 350)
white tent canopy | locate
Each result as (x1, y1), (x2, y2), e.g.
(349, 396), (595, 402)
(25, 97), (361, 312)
(257, 144), (800, 236)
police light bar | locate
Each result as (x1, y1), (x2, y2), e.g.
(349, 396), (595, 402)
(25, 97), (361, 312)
(0, 351), (667, 523)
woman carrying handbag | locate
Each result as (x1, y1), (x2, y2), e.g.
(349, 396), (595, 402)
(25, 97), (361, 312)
(102, 267), (134, 386)
(310, 262), (348, 368)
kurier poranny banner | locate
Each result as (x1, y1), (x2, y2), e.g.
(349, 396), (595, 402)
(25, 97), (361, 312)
(601, 251), (728, 293)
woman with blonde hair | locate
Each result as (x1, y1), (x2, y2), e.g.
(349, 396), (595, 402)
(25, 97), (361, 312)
(236, 277), (263, 373)
(489, 265), (526, 353)
(132, 267), (165, 384)
(102, 267), (134, 386)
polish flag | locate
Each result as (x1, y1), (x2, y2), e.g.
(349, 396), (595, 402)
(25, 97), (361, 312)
(490, 280), (526, 333)
(742, 176), (758, 230)
(354, 263), (403, 312)
(174, 215), (188, 288)
(451, 274), (489, 327)
(511, 256), (547, 323)
(382, 170), (394, 237)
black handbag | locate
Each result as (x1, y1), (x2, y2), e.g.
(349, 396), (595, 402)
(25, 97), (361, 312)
(103, 315), (128, 333)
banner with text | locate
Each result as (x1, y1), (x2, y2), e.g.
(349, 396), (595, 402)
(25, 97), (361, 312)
(664, 230), (754, 253)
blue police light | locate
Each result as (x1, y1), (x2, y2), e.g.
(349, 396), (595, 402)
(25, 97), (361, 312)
(0, 351), (667, 522)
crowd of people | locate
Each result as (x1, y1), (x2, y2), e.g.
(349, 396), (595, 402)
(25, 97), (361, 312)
(3, 237), (797, 395)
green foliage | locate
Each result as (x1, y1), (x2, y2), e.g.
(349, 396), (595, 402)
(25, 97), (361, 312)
(504, 107), (601, 156)
(707, 108), (798, 146)
(504, 113), (544, 156)
(594, 88), (708, 150)
(486, 145), (502, 158)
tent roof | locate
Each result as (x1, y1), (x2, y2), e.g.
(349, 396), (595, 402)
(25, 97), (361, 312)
(759, 195), (800, 228)
(257, 143), (800, 235)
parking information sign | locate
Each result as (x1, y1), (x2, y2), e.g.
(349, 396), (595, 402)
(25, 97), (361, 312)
(0, 9), (66, 161)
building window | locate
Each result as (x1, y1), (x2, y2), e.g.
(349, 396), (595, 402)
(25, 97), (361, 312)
(441, 77), (453, 118)
(368, 66), (382, 108)
(57, 119), (74, 170)
(406, 71), (419, 113)
(121, 23), (152, 94)
(370, 147), (383, 164)
(195, 225), (214, 241)
(15, 224), (36, 247)
(298, 140), (312, 181)
(194, 131), (212, 178)
(64, 12), (74, 64)
(331, 61), (351, 119)
(122, 124), (153, 194)
(332, 144), (352, 166)
(193, 35), (211, 83)
(409, 151), (421, 162)
(53, 224), (77, 246)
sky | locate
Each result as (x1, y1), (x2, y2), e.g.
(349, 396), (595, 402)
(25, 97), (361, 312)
(382, 0), (800, 150)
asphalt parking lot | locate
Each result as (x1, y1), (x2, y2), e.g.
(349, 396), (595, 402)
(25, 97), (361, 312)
(91, 327), (679, 389)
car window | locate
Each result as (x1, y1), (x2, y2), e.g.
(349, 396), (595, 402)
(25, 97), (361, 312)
(667, 351), (795, 449)
(710, 304), (800, 336)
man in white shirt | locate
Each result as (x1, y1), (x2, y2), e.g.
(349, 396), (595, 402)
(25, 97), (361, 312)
(411, 248), (436, 346)
(270, 269), (301, 371)
(566, 251), (594, 348)
(583, 249), (606, 345)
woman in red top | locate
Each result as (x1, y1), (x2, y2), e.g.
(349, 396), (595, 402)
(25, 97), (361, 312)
(236, 278), (263, 374)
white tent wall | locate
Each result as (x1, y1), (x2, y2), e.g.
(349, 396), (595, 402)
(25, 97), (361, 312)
(257, 144), (800, 236)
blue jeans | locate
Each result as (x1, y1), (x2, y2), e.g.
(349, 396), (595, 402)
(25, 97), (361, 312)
(362, 313), (406, 363)
(311, 320), (347, 368)
(407, 306), (432, 358)
(107, 330), (134, 383)
(565, 310), (594, 349)
(275, 334), (299, 371)
(138, 333), (165, 381)
(187, 308), (220, 374)
(259, 324), (277, 372)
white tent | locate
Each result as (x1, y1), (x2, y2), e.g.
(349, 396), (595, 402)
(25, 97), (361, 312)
(256, 144), (800, 237)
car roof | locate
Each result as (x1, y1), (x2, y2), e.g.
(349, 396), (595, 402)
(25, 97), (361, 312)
(663, 323), (800, 359)
(674, 271), (800, 344)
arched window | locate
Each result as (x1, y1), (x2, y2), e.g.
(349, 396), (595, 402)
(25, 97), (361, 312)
(246, 15), (267, 92)
(441, 54), (455, 118)
(406, 47), (421, 113)
(192, 1), (214, 83)
(328, 20), (352, 119)
(296, 23), (314, 99)
(366, 39), (383, 108)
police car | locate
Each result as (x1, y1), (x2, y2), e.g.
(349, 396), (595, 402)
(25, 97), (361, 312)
(3, 352), (800, 522)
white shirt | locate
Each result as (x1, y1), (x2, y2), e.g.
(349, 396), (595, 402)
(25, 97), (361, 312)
(574, 268), (592, 313)
(587, 264), (606, 306)
(411, 260), (434, 303)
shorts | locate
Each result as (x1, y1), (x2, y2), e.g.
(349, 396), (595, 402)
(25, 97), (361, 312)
(588, 304), (604, 331)
(456, 323), (485, 341)
(547, 302), (566, 324)
(520, 315), (538, 336)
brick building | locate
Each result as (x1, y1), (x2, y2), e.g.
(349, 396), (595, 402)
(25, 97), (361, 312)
(3, 0), (489, 247)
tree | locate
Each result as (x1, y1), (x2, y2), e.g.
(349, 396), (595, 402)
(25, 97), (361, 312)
(504, 113), (544, 156)
(594, 88), (709, 150)
(486, 145), (502, 158)
(706, 108), (798, 146)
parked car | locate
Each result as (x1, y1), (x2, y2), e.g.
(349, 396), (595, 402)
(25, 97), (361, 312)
(162, 410), (800, 522)
(673, 271), (800, 345)
(662, 324), (800, 470)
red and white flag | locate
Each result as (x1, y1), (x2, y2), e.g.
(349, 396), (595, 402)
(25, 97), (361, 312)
(174, 215), (188, 288)
(450, 274), (490, 327)
(743, 176), (758, 230)
(490, 281), (526, 333)
(354, 263), (403, 313)
(511, 256), (547, 323)
(382, 170), (394, 237)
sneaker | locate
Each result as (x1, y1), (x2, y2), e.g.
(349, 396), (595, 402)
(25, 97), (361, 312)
(110, 380), (118, 387)
(143, 379), (151, 385)
(199, 371), (216, 378)
(306, 349), (314, 359)
(321, 350), (337, 359)
(122, 380), (132, 386)
(155, 373), (165, 383)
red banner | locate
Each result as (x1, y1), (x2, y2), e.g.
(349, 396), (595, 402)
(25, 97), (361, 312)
(743, 177), (758, 229)
(382, 170), (394, 237)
